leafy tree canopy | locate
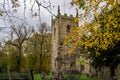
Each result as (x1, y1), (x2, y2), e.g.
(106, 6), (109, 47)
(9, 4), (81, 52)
(64, 0), (120, 68)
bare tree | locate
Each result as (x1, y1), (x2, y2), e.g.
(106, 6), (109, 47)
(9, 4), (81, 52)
(0, 0), (56, 27)
(6, 24), (34, 72)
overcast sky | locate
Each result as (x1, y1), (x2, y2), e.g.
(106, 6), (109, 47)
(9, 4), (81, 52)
(0, 0), (76, 27)
(0, 0), (77, 41)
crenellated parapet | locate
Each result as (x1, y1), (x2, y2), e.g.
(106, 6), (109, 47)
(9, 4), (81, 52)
(52, 14), (75, 24)
(51, 6), (78, 24)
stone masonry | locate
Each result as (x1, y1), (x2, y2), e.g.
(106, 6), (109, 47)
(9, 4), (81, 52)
(51, 6), (91, 74)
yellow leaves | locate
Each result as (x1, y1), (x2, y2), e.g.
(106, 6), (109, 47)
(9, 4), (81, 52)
(94, 12), (99, 18)
(74, 17), (79, 23)
(70, 0), (78, 6)
(75, 40), (80, 45)
(108, 14), (114, 23)
(96, 52), (100, 57)
(67, 46), (76, 54)
(73, 0), (79, 3)
(84, 22), (89, 27)
(109, 0), (115, 5)
(65, 4), (119, 57)
(80, 56), (83, 60)
(103, 58), (106, 61)
(73, 27), (80, 35)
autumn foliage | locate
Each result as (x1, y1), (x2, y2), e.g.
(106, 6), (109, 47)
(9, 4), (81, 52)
(64, 0), (120, 69)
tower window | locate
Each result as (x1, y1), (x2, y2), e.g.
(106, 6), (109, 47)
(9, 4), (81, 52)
(54, 28), (56, 38)
(66, 25), (70, 33)
(60, 40), (63, 45)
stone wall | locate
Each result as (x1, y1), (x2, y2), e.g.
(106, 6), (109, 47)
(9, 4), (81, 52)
(116, 64), (120, 80)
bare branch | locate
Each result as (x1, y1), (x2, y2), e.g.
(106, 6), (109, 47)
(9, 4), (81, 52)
(35, 0), (56, 17)
(30, 0), (36, 18)
(23, 0), (26, 21)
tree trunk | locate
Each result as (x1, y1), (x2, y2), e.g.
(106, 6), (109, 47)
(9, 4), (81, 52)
(7, 66), (12, 80)
(28, 70), (34, 80)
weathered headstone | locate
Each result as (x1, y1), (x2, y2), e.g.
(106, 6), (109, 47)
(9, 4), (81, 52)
(103, 67), (111, 80)
(98, 71), (102, 78)
(116, 64), (120, 80)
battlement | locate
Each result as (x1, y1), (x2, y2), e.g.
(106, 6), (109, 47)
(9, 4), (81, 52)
(63, 13), (74, 18)
(64, 13), (67, 16)
(51, 6), (78, 24)
(52, 14), (75, 24)
(70, 14), (73, 18)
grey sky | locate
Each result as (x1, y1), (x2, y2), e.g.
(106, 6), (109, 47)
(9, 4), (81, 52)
(0, 0), (77, 41)
(0, 0), (76, 27)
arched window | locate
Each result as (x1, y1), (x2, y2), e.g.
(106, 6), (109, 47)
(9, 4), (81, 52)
(60, 40), (63, 45)
(54, 28), (56, 38)
(66, 25), (70, 33)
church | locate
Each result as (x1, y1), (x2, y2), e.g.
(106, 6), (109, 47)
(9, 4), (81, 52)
(51, 6), (91, 74)
(51, 5), (120, 80)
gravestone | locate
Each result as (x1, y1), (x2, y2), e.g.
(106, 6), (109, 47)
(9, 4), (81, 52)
(116, 64), (120, 80)
(103, 67), (110, 80)
(98, 71), (102, 78)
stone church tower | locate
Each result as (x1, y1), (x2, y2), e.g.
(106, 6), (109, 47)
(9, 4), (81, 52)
(51, 6), (91, 73)
(51, 6), (79, 72)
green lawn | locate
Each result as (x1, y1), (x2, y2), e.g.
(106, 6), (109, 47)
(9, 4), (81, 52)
(34, 73), (100, 80)
(34, 73), (54, 80)
(34, 74), (41, 80)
